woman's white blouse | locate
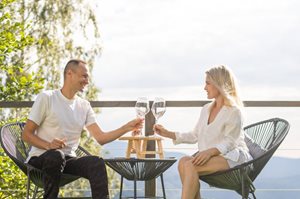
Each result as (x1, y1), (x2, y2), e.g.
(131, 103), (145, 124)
(174, 102), (249, 162)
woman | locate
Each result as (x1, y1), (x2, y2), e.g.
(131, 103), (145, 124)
(153, 65), (253, 199)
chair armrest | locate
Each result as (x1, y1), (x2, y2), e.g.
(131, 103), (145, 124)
(77, 146), (92, 156)
(201, 143), (279, 180)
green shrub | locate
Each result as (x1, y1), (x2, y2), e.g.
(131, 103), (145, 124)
(0, 147), (27, 199)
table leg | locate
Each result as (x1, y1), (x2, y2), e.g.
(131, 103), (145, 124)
(157, 140), (164, 159)
(160, 173), (166, 199)
(120, 176), (123, 199)
(126, 140), (133, 158)
(134, 178), (137, 199)
(134, 140), (142, 158)
(141, 140), (148, 158)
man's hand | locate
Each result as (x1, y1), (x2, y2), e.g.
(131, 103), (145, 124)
(47, 138), (67, 150)
(124, 118), (144, 134)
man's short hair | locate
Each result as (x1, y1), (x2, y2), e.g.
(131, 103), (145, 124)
(63, 59), (86, 80)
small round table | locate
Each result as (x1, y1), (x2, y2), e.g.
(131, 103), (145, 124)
(105, 158), (177, 199)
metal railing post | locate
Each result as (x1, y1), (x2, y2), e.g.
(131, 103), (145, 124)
(144, 101), (156, 197)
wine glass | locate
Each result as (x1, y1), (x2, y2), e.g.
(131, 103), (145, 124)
(151, 97), (166, 134)
(135, 97), (150, 136)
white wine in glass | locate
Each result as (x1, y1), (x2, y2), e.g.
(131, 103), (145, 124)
(135, 97), (150, 136)
(151, 97), (166, 135)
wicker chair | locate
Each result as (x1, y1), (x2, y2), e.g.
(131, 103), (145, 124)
(0, 122), (92, 199)
(200, 118), (290, 199)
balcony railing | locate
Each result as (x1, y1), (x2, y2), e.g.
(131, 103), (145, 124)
(1, 100), (300, 198)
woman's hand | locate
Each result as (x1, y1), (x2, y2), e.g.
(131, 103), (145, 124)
(192, 150), (213, 166)
(153, 124), (176, 140)
(153, 124), (168, 136)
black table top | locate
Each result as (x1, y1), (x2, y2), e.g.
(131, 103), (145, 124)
(104, 157), (177, 181)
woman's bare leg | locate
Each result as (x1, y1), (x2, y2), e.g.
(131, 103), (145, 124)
(181, 155), (230, 199)
(194, 189), (200, 199)
(178, 156), (192, 184)
(181, 159), (200, 199)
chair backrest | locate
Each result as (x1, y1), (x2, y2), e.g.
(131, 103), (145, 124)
(243, 118), (290, 180)
(0, 122), (91, 176)
(0, 122), (29, 174)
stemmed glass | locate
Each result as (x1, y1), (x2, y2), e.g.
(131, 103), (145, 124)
(151, 97), (166, 134)
(135, 97), (150, 136)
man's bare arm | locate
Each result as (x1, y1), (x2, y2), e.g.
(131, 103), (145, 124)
(22, 120), (66, 150)
(87, 118), (143, 145)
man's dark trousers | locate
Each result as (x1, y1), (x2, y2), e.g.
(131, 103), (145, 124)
(28, 149), (109, 199)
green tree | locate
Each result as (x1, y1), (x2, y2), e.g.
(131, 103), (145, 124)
(1, 0), (101, 122)
(0, 148), (27, 199)
(0, 0), (43, 102)
(1, 0), (117, 197)
(17, 0), (102, 99)
(0, 0), (45, 122)
(0, 1), (38, 198)
(2, 0), (101, 118)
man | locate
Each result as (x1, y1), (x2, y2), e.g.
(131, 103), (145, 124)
(22, 59), (143, 199)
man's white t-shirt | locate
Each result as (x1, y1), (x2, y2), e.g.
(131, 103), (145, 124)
(26, 89), (96, 162)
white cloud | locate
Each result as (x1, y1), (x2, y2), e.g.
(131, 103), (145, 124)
(94, 0), (300, 90)
(92, 0), (300, 158)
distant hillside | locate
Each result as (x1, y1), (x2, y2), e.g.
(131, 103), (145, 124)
(103, 141), (300, 199)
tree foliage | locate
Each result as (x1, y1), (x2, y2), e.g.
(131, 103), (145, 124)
(0, 148), (27, 199)
(1, 0), (101, 107)
(0, 1), (41, 197)
(0, 0), (45, 123)
(0, 0), (44, 102)
(1, 0), (113, 198)
(18, 0), (102, 99)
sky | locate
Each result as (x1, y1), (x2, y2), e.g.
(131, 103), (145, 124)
(93, 0), (300, 99)
(88, 0), (300, 158)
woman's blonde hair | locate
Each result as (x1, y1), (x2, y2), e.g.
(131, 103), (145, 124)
(205, 65), (243, 107)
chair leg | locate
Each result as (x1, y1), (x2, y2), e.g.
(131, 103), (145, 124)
(120, 176), (123, 199)
(241, 175), (245, 198)
(240, 168), (246, 199)
(26, 178), (30, 199)
(32, 186), (39, 199)
(26, 170), (31, 199)
(160, 173), (166, 199)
